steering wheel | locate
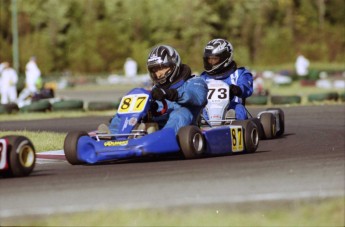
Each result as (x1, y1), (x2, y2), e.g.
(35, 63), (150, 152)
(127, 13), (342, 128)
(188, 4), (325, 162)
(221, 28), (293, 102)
(151, 99), (168, 116)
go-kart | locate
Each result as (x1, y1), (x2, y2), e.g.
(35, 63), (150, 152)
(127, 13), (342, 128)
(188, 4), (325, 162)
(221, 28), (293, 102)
(0, 136), (36, 177)
(64, 87), (260, 165)
(202, 79), (285, 140)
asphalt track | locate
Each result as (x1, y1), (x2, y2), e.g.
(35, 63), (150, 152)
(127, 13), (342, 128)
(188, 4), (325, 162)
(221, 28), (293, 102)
(0, 105), (344, 219)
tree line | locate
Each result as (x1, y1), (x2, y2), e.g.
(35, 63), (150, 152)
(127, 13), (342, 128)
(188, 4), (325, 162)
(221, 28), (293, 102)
(0, 0), (344, 76)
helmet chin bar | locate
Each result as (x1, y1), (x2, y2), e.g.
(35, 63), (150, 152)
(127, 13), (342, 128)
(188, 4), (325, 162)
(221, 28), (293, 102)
(206, 58), (231, 75)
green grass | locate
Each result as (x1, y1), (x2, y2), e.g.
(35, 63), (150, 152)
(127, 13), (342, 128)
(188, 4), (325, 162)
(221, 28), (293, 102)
(2, 197), (344, 226)
(0, 110), (114, 122)
(0, 130), (65, 152)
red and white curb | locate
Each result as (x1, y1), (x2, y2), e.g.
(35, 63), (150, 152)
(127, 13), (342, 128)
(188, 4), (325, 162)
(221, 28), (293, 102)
(36, 150), (66, 163)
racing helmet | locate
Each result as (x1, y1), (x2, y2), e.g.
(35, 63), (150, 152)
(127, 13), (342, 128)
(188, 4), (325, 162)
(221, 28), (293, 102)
(147, 45), (181, 85)
(203, 38), (234, 75)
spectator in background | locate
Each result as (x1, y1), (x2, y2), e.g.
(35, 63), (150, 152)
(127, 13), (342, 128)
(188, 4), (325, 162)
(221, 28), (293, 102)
(124, 57), (138, 77)
(0, 61), (5, 95)
(0, 61), (5, 73)
(295, 52), (310, 78)
(17, 56), (42, 104)
(0, 62), (18, 104)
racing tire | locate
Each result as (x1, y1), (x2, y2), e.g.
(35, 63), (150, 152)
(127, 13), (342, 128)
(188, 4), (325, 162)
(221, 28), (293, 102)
(250, 118), (265, 140)
(52, 100), (84, 111)
(177, 126), (205, 159)
(259, 112), (276, 139)
(231, 120), (259, 153)
(266, 108), (285, 137)
(271, 95), (301, 105)
(20, 100), (51, 113)
(64, 131), (88, 165)
(2, 136), (36, 177)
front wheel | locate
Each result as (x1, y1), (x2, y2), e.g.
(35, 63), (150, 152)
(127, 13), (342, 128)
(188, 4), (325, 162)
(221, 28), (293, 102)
(3, 136), (36, 177)
(64, 131), (88, 165)
(177, 126), (205, 159)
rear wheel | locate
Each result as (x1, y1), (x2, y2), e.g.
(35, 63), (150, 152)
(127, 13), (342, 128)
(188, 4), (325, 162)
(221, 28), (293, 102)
(3, 136), (36, 177)
(64, 131), (88, 165)
(260, 113), (276, 139)
(232, 120), (259, 153)
(267, 108), (285, 137)
(250, 118), (265, 140)
(177, 126), (205, 159)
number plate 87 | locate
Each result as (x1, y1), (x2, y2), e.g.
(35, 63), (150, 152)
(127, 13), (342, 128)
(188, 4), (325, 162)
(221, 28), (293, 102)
(118, 94), (149, 114)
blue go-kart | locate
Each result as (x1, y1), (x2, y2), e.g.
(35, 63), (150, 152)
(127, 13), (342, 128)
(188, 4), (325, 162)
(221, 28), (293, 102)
(63, 87), (259, 165)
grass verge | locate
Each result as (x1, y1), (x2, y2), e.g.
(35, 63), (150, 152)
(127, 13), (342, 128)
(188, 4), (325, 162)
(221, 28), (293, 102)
(2, 197), (344, 226)
(0, 130), (65, 152)
(0, 110), (114, 122)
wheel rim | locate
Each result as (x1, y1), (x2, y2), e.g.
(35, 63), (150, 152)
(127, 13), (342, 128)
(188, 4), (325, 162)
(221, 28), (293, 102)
(251, 128), (259, 147)
(19, 145), (35, 168)
(192, 133), (204, 154)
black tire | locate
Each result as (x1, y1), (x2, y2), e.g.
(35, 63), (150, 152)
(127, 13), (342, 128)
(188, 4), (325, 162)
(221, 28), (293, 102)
(259, 112), (276, 139)
(64, 131), (88, 165)
(2, 136), (36, 177)
(231, 120), (259, 153)
(246, 95), (268, 105)
(266, 108), (285, 137)
(177, 126), (205, 159)
(52, 100), (84, 111)
(250, 118), (265, 140)
(87, 101), (118, 111)
(20, 100), (51, 113)
(271, 95), (301, 105)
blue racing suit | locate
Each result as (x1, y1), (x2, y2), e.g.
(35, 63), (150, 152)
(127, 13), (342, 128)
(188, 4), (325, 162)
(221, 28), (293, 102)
(109, 76), (208, 135)
(200, 67), (253, 120)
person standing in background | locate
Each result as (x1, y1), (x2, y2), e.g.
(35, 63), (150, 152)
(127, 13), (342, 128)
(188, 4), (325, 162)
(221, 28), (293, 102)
(295, 52), (310, 78)
(0, 61), (5, 95)
(124, 57), (138, 77)
(0, 62), (18, 104)
(17, 56), (42, 104)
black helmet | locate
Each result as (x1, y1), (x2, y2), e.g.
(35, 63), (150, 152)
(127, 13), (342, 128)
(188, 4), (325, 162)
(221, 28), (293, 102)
(147, 45), (181, 85)
(203, 38), (233, 75)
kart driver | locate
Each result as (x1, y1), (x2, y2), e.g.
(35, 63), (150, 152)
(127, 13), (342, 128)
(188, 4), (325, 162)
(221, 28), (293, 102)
(108, 45), (208, 134)
(200, 38), (254, 120)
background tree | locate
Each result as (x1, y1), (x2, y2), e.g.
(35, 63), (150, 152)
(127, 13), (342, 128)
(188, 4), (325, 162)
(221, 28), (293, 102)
(0, 0), (344, 76)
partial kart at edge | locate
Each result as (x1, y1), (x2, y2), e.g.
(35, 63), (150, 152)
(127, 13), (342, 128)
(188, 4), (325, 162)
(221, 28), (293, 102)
(0, 136), (36, 177)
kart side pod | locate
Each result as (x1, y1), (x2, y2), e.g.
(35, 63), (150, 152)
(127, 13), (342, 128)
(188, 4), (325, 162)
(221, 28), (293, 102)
(202, 119), (259, 155)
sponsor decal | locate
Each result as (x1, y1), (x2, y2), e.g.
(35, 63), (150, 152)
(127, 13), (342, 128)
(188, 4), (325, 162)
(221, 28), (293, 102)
(129, 117), (138, 126)
(104, 140), (128, 146)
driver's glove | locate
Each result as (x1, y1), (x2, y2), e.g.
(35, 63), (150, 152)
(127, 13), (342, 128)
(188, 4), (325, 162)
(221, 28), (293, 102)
(150, 101), (159, 112)
(151, 87), (178, 101)
(229, 84), (242, 100)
